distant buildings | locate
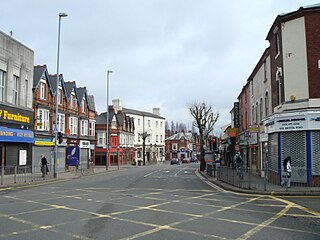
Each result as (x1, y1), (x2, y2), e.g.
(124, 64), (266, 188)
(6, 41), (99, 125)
(95, 99), (166, 166)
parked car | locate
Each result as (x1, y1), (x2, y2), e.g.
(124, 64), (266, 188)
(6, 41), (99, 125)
(190, 157), (198, 163)
(182, 158), (190, 164)
(170, 158), (180, 165)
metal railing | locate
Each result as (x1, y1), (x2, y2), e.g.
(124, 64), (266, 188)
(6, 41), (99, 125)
(1, 165), (53, 185)
(217, 166), (320, 192)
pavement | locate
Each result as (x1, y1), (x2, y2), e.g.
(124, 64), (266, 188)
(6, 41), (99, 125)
(198, 169), (320, 196)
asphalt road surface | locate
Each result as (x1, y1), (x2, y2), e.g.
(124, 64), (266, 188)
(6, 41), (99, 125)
(0, 163), (319, 239)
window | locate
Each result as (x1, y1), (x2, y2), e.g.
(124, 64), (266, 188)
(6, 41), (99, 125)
(37, 109), (50, 131)
(265, 92), (269, 116)
(71, 93), (76, 109)
(12, 75), (19, 104)
(160, 135), (163, 143)
(58, 88), (62, 105)
(89, 120), (95, 136)
(69, 116), (78, 135)
(97, 132), (105, 146)
(80, 120), (88, 136)
(264, 62), (268, 82)
(172, 143), (177, 150)
(57, 113), (65, 133)
(260, 99), (263, 121)
(0, 70), (5, 101)
(256, 102), (259, 123)
(138, 119), (140, 126)
(40, 81), (46, 100)
(275, 33), (280, 57)
(156, 121), (158, 127)
(25, 79), (28, 107)
(148, 120), (150, 127)
(82, 98), (85, 113)
(252, 105), (255, 124)
(156, 135), (158, 142)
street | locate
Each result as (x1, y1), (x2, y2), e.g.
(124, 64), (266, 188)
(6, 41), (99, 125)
(0, 163), (319, 239)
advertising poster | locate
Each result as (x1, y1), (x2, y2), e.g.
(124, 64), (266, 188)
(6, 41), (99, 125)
(66, 146), (79, 166)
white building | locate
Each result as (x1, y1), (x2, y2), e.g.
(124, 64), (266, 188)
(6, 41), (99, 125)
(112, 99), (166, 163)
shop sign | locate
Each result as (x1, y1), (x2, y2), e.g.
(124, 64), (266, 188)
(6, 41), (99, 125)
(79, 140), (90, 148)
(233, 102), (240, 128)
(35, 137), (54, 146)
(66, 146), (79, 166)
(0, 104), (33, 125)
(228, 128), (237, 137)
(0, 127), (34, 143)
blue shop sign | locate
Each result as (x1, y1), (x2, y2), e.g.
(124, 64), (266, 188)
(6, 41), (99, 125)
(0, 127), (34, 143)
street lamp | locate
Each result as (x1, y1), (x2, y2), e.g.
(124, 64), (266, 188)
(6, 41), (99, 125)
(54, 12), (68, 178)
(106, 70), (112, 170)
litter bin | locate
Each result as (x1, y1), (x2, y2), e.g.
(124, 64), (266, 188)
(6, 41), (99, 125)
(138, 160), (142, 166)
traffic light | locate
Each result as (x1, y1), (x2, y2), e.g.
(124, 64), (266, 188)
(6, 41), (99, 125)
(212, 137), (217, 151)
(58, 132), (63, 144)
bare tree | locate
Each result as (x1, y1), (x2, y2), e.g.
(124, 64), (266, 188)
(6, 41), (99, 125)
(189, 102), (219, 171)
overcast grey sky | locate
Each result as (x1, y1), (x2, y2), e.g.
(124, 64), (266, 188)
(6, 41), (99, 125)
(0, 0), (318, 133)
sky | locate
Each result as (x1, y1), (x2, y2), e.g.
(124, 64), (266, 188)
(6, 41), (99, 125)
(0, 0), (318, 134)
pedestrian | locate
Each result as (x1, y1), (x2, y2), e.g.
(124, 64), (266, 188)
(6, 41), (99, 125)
(234, 152), (243, 179)
(41, 154), (48, 177)
(281, 156), (292, 188)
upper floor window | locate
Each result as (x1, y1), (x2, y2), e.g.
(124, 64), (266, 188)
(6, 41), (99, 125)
(256, 102), (259, 123)
(82, 99), (85, 113)
(138, 118), (140, 126)
(37, 109), (50, 131)
(252, 105), (255, 124)
(260, 99), (263, 121)
(71, 93), (76, 109)
(160, 135), (163, 143)
(69, 116), (78, 135)
(80, 120), (88, 136)
(40, 81), (46, 100)
(172, 143), (177, 150)
(97, 132), (105, 146)
(160, 122), (163, 128)
(89, 120), (95, 136)
(275, 33), (280, 58)
(57, 113), (65, 133)
(0, 70), (5, 101)
(156, 135), (158, 142)
(156, 121), (158, 127)
(12, 75), (19, 104)
(265, 92), (269, 116)
(58, 88), (62, 105)
(148, 120), (151, 127)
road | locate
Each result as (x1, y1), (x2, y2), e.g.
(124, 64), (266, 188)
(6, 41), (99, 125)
(0, 163), (319, 239)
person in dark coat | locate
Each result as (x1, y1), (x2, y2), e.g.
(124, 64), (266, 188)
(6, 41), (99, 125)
(41, 154), (48, 177)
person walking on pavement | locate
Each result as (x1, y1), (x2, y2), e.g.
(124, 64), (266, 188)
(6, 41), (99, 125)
(234, 152), (243, 179)
(281, 156), (292, 188)
(41, 154), (48, 177)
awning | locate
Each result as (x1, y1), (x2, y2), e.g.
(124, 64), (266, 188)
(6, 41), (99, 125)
(0, 127), (34, 143)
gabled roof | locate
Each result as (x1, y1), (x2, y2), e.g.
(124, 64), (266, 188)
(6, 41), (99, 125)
(49, 74), (67, 99)
(122, 107), (165, 120)
(64, 81), (79, 103)
(87, 95), (96, 112)
(33, 65), (54, 95)
(165, 132), (193, 141)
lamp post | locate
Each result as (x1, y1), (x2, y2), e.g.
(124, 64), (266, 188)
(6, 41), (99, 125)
(54, 12), (68, 178)
(106, 70), (112, 170)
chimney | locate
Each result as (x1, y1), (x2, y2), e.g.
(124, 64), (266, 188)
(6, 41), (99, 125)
(112, 99), (122, 113)
(153, 107), (160, 116)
